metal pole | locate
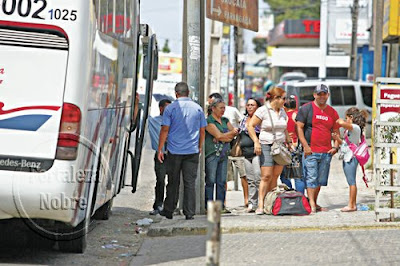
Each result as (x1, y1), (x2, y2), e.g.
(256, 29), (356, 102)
(319, 0), (328, 79)
(390, 151), (395, 222)
(183, 0), (205, 214)
(373, 0), (384, 79)
(233, 26), (239, 109)
(182, 1), (188, 83)
(200, 0), (205, 214)
(206, 201), (221, 266)
(348, 0), (359, 81)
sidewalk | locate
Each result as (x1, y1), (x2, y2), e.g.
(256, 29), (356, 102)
(148, 156), (400, 237)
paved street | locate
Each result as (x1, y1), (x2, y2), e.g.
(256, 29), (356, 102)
(132, 229), (400, 265)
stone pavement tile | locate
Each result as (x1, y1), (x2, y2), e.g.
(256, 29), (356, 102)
(133, 229), (400, 265)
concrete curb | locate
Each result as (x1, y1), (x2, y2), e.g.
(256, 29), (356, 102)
(148, 222), (400, 237)
(147, 211), (400, 237)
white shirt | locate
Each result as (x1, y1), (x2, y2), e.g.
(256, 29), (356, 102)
(254, 102), (287, 145)
(223, 106), (243, 128)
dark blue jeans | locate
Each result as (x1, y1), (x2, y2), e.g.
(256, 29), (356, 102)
(205, 154), (228, 209)
(164, 153), (199, 217)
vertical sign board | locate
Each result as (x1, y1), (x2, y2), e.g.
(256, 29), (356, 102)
(380, 86), (400, 120)
(383, 0), (400, 41)
(379, 85), (400, 166)
(206, 0), (259, 32)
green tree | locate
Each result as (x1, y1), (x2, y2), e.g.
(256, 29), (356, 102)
(162, 39), (171, 53)
(265, 0), (320, 25)
(253, 38), (267, 54)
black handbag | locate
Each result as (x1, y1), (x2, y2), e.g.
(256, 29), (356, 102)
(285, 145), (303, 179)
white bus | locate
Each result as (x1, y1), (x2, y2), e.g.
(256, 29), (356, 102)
(0, 0), (157, 252)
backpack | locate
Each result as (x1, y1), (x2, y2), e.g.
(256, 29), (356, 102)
(344, 133), (370, 166)
(344, 131), (370, 187)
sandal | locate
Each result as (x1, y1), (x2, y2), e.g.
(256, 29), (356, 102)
(255, 208), (264, 215)
(316, 205), (328, 212)
(340, 206), (357, 212)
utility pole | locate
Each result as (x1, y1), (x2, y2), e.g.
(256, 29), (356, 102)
(319, 0), (328, 79)
(348, 0), (359, 81)
(182, 0), (205, 214)
(233, 26), (239, 109)
(373, 0), (384, 78)
(233, 26), (243, 109)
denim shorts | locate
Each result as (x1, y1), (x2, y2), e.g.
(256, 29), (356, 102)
(303, 153), (332, 188)
(343, 157), (358, 186)
(259, 144), (276, 167)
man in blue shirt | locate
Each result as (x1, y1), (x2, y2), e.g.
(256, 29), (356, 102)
(148, 99), (171, 215)
(158, 82), (207, 220)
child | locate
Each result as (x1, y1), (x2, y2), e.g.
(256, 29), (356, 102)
(332, 107), (368, 212)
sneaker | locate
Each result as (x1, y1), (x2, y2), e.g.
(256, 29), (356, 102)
(173, 208), (181, 215)
(246, 204), (255, 213)
(149, 209), (160, 215)
(221, 208), (231, 214)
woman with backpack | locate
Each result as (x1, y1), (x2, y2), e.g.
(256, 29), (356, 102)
(332, 107), (368, 212)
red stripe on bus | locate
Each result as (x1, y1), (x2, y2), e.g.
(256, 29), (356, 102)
(0, 102), (60, 115)
(0, 20), (69, 40)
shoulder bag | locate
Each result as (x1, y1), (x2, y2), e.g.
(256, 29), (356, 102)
(230, 134), (242, 157)
(266, 107), (292, 166)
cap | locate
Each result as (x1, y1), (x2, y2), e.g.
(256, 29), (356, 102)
(314, 84), (328, 94)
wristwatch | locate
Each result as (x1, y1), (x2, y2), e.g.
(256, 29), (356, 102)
(334, 147), (339, 152)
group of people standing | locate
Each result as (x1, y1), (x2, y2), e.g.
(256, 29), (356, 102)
(148, 81), (368, 220)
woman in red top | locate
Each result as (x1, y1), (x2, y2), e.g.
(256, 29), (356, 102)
(280, 95), (306, 193)
(286, 95), (298, 144)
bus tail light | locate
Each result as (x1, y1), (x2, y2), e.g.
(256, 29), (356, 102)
(56, 103), (81, 160)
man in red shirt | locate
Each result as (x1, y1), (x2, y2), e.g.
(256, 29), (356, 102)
(296, 84), (340, 213)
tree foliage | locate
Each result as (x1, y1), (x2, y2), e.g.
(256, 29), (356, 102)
(253, 38), (267, 54)
(162, 39), (171, 53)
(264, 0), (320, 25)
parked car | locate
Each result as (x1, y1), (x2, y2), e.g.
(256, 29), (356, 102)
(283, 79), (373, 138)
(279, 72), (307, 83)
